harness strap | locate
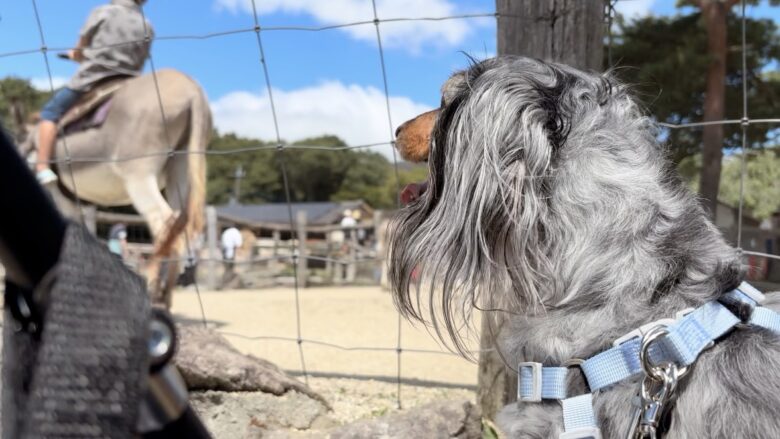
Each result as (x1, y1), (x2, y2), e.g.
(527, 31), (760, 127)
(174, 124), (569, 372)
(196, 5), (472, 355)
(518, 364), (567, 401)
(560, 393), (601, 439)
(751, 307), (780, 333)
(517, 282), (779, 438)
(582, 301), (739, 390)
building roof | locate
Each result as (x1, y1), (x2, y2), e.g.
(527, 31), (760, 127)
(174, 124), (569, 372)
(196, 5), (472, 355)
(216, 200), (372, 228)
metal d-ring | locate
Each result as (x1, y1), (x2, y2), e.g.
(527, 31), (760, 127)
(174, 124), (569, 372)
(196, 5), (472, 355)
(562, 358), (592, 395)
(639, 325), (689, 382)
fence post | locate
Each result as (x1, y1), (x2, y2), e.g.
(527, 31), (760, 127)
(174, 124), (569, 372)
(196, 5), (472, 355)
(206, 206), (218, 290)
(374, 210), (387, 288)
(346, 237), (357, 283)
(83, 205), (97, 235)
(296, 210), (307, 288)
(272, 230), (281, 256)
(325, 232), (333, 281)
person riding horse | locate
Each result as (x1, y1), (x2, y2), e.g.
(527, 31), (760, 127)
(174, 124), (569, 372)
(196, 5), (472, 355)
(36, 0), (153, 184)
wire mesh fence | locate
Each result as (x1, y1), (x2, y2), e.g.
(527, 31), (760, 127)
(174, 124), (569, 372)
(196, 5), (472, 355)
(2, 0), (779, 411)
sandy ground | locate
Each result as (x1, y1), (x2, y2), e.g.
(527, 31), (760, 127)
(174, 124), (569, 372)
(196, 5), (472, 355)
(171, 286), (480, 388)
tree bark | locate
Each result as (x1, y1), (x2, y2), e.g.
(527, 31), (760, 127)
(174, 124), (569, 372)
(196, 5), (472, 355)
(698, 0), (735, 220)
(497, 0), (604, 71)
(480, 0), (604, 422)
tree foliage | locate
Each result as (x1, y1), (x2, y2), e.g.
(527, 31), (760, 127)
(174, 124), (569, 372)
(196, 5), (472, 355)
(680, 149), (780, 220)
(609, 12), (780, 163)
(719, 150), (780, 220)
(0, 77), (51, 141)
(206, 132), (420, 209)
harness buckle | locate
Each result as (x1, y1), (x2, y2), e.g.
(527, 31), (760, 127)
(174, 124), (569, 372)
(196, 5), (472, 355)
(613, 318), (676, 348)
(517, 361), (543, 402)
(559, 426), (602, 439)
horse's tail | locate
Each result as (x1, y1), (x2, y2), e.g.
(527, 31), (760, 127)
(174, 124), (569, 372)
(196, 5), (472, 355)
(182, 85), (210, 245)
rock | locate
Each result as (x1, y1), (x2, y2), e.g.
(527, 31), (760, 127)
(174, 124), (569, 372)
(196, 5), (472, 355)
(175, 325), (328, 407)
(237, 399), (482, 439)
(190, 390), (331, 439)
(326, 399), (481, 439)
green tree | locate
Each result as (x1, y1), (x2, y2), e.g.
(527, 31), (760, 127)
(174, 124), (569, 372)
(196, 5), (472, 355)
(332, 150), (393, 208)
(206, 132), (418, 209)
(679, 0), (780, 219)
(206, 131), (278, 204)
(719, 149), (780, 220)
(610, 7), (780, 218)
(284, 136), (355, 202)
(0, 77), (51, 140)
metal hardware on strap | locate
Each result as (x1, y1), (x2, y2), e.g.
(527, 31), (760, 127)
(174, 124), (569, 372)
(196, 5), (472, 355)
(514, 283), (773, 439)
(638, 326), (689, 380)
(626, 328), (689, 439)
(613, 318), (676, 348)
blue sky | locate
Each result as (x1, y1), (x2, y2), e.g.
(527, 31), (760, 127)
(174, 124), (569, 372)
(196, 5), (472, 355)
(1, 0), (778, 157)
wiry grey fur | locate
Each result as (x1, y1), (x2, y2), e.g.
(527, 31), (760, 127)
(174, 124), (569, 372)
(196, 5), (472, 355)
(388, 56), (780, 438)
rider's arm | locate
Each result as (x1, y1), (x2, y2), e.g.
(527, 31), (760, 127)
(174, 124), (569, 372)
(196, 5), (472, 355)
(68, 6), (105, 63)
(68, 35), (90, 63)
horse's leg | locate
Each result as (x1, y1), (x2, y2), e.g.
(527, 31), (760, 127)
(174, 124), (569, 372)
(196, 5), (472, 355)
(125, 175), (172, 238)
(124, 175), (177, 306)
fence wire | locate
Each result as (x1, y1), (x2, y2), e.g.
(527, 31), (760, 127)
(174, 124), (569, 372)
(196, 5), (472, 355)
(10, 0), (780, 410)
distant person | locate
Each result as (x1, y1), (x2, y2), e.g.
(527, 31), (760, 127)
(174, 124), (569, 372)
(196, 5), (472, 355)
(220, 225), (243, 289)
(340, 209), (357, 229)
(340, 209), (357, 241)
(35, 0), (153, 184)
(107, 222), (128, 259)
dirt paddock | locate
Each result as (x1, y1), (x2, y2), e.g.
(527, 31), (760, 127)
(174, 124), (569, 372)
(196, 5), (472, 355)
(172, 286), (480, 401)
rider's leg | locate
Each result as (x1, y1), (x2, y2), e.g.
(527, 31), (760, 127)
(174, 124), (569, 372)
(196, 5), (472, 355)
(36, 120), (57, 173)
(37, 87), (83, 183)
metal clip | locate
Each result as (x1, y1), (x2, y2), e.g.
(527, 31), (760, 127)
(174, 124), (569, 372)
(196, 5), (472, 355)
(626, 326), (689, 439)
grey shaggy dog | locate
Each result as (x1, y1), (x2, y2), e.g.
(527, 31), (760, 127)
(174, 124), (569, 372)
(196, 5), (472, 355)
(388, 56), (780, 438)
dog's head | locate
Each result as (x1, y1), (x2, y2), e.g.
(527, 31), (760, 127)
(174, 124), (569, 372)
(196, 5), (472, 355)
(388, 56), (720, 352)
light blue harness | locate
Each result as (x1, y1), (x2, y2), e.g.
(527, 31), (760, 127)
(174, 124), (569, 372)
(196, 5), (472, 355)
(516, 282), (779, 439)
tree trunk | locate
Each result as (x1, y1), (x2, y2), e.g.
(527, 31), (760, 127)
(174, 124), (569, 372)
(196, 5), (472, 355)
(481, 0), (604, 421)
(497, 0), (604, 71)
(698, 0), (734, 220)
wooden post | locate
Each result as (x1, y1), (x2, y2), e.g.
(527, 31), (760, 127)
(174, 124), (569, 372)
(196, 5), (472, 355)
(272, 230), (281, 256)
(478, 0), (605, 421)
(374, 210), (388, 288)
(83, 205), (97, 235)
(206, 206), (218, 290)
(497, 0), (603, 71)
(346, 239), (357, 283)
(325, 233), (333, 281)
(295, 210), (307, 288)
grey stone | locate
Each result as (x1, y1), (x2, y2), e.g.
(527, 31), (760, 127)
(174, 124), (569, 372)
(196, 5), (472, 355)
(327, 400), (482, 439)
(190, 390), (330, 439)
(175, 325), (328, 407)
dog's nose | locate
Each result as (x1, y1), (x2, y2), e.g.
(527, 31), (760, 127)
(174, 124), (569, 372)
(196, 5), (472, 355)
(395, 122), (405, 138)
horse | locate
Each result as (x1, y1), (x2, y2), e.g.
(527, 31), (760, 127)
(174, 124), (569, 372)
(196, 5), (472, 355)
(20, 69), (211, 307)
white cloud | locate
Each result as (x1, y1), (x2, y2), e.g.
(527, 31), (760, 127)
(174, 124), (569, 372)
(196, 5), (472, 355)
(211, 81), (431, 159)
(30, 76), (68, 91)
(214, 0), (477, 53)
(613, 0), (655, 20)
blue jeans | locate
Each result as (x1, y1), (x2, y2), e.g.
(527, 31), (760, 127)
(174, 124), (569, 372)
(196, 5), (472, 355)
(40, 87), (83, 122)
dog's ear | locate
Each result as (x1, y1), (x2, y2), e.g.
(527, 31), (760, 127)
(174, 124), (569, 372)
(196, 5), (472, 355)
(388, 66), (567, 353)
